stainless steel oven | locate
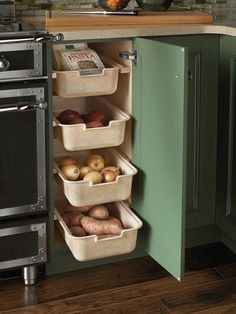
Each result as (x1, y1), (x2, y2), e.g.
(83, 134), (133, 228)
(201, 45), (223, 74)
(0, 83), (47, 218)
(0, 42), (44, 80)
(0, 39), (50, 285)
(0, 218), (47, 270)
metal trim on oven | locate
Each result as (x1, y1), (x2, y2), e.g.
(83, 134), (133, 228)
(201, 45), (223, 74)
(0, 223), (47, 270)
(0, 87), (47, 217)
(0, 42), (43, 79)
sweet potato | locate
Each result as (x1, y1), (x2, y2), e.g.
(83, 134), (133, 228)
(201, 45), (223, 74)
(81, 216), (122, 235)
(70, 226), (86, 237)
(88, 205), (109, 220)
(62, 212), (83, 227)
(64, 202), (94, 213)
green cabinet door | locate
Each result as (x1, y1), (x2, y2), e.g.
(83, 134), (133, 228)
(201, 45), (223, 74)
(155, 35), (218, 230)
(217, 35), (236, 250)
(132, 38), (188, 280)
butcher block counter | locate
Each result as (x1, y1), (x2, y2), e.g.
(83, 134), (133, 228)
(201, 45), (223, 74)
(41, 10), (236, 41)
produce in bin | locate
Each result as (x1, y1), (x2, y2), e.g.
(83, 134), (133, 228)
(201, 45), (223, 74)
(62, 202), (123, 237)
(57, 109), (109, 129)
(58, 154), (121, 183)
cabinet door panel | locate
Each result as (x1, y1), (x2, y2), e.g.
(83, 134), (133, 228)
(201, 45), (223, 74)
(132, 38), (188, 280)
(217, 35), (236, 249)
(156, 35), (218, 229)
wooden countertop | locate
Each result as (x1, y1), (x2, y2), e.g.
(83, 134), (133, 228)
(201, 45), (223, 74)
(46, 24), (236, 41)
(46, 10), (213, 28)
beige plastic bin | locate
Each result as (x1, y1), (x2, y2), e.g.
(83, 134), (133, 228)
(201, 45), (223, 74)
(54, 148), (137, 207)
(54, 200), (143, 261)
(53, 99), (130, 151)
(53, 57), (129, 98)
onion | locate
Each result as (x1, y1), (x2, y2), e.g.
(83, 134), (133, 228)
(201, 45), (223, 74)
(61, 164), (80, 181)
(85, 154), (105, 172)
(83, 171), (103, 184)
(101, 166), (120, 182)
(79, 166), (93, 179)
(58, 156), (77, 169)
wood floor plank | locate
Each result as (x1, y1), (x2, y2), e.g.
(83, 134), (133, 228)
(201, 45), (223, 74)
(0, 279), (36, 311)
(72, 295), (169, 314)
(185, 242), (236, 271)
(0, 268), (222, 314)
(193, 302), (236, 313)
(215, 263), (236, 279)
(31, 256), (168, 303)
(161, 277), (236, 313)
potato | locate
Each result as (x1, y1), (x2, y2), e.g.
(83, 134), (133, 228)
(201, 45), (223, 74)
(88, 205), (109, 220)
(64, 202), (93, 213)
(81, 216), (122, 235)
(70, 226), (86, 237)
(62, 212), (83, 227)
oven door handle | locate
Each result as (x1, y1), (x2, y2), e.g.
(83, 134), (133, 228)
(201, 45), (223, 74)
(0, 33), (64, 44)
(0, 100), (47, 112)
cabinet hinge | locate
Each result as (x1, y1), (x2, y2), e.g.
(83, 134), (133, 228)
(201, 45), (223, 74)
(119, 50), (138, 64)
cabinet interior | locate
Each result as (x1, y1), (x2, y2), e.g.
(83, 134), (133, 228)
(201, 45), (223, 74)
(48, 35), (236, 278)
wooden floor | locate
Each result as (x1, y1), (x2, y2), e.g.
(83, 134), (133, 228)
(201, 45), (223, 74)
(1, 242), (236, 313)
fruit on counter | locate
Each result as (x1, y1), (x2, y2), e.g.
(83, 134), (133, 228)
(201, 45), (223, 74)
(57, 109), (81, 124)
(83, 170), (103, 184)
(85, 154), (105, 172)
(98, 0), (130, 11)
(69, 226), (87, 237)
(88, 205), (109, 220)
(64, 202), (94, 213)
(58, 156), (77, 169)
(79, 166), (93, 179)
(101, 166), (120, 183)
(85, 110), (107, 125)
(81, 215), (122, 235)
(61, 164), (80, 181)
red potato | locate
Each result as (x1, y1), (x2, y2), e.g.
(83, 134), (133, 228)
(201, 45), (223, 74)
(57, 110), (81, 124)
(70, 226), (86, 237)
(64, 202), (94, 213)
(86, 121), (103, 128)
(85, 110), (107, 125)
(81, 216), (122, 235)
(67, 116), (84, 125)
(88, 205), (109, 220)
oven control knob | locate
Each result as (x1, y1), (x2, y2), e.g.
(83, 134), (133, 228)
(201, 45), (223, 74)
(0, 57), (10, 71)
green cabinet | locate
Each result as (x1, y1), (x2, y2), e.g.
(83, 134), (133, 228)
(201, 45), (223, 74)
(48, 33), (236, 281)
(132, 35), (219, 280)
(217, 35), (236, 250)
(132, 38), (188, 281)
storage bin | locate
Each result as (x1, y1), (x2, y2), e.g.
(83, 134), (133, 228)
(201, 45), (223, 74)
(53, 99), (130, 151)
(54, 200), (143, 261)
(53, 56), (130, 98)
(54, 148), (137, 207)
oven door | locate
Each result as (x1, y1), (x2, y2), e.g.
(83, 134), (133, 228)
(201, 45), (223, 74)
(0, 217), (47, 270)
(0, 42), (43, 80)
(0, 83), (47, 218)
